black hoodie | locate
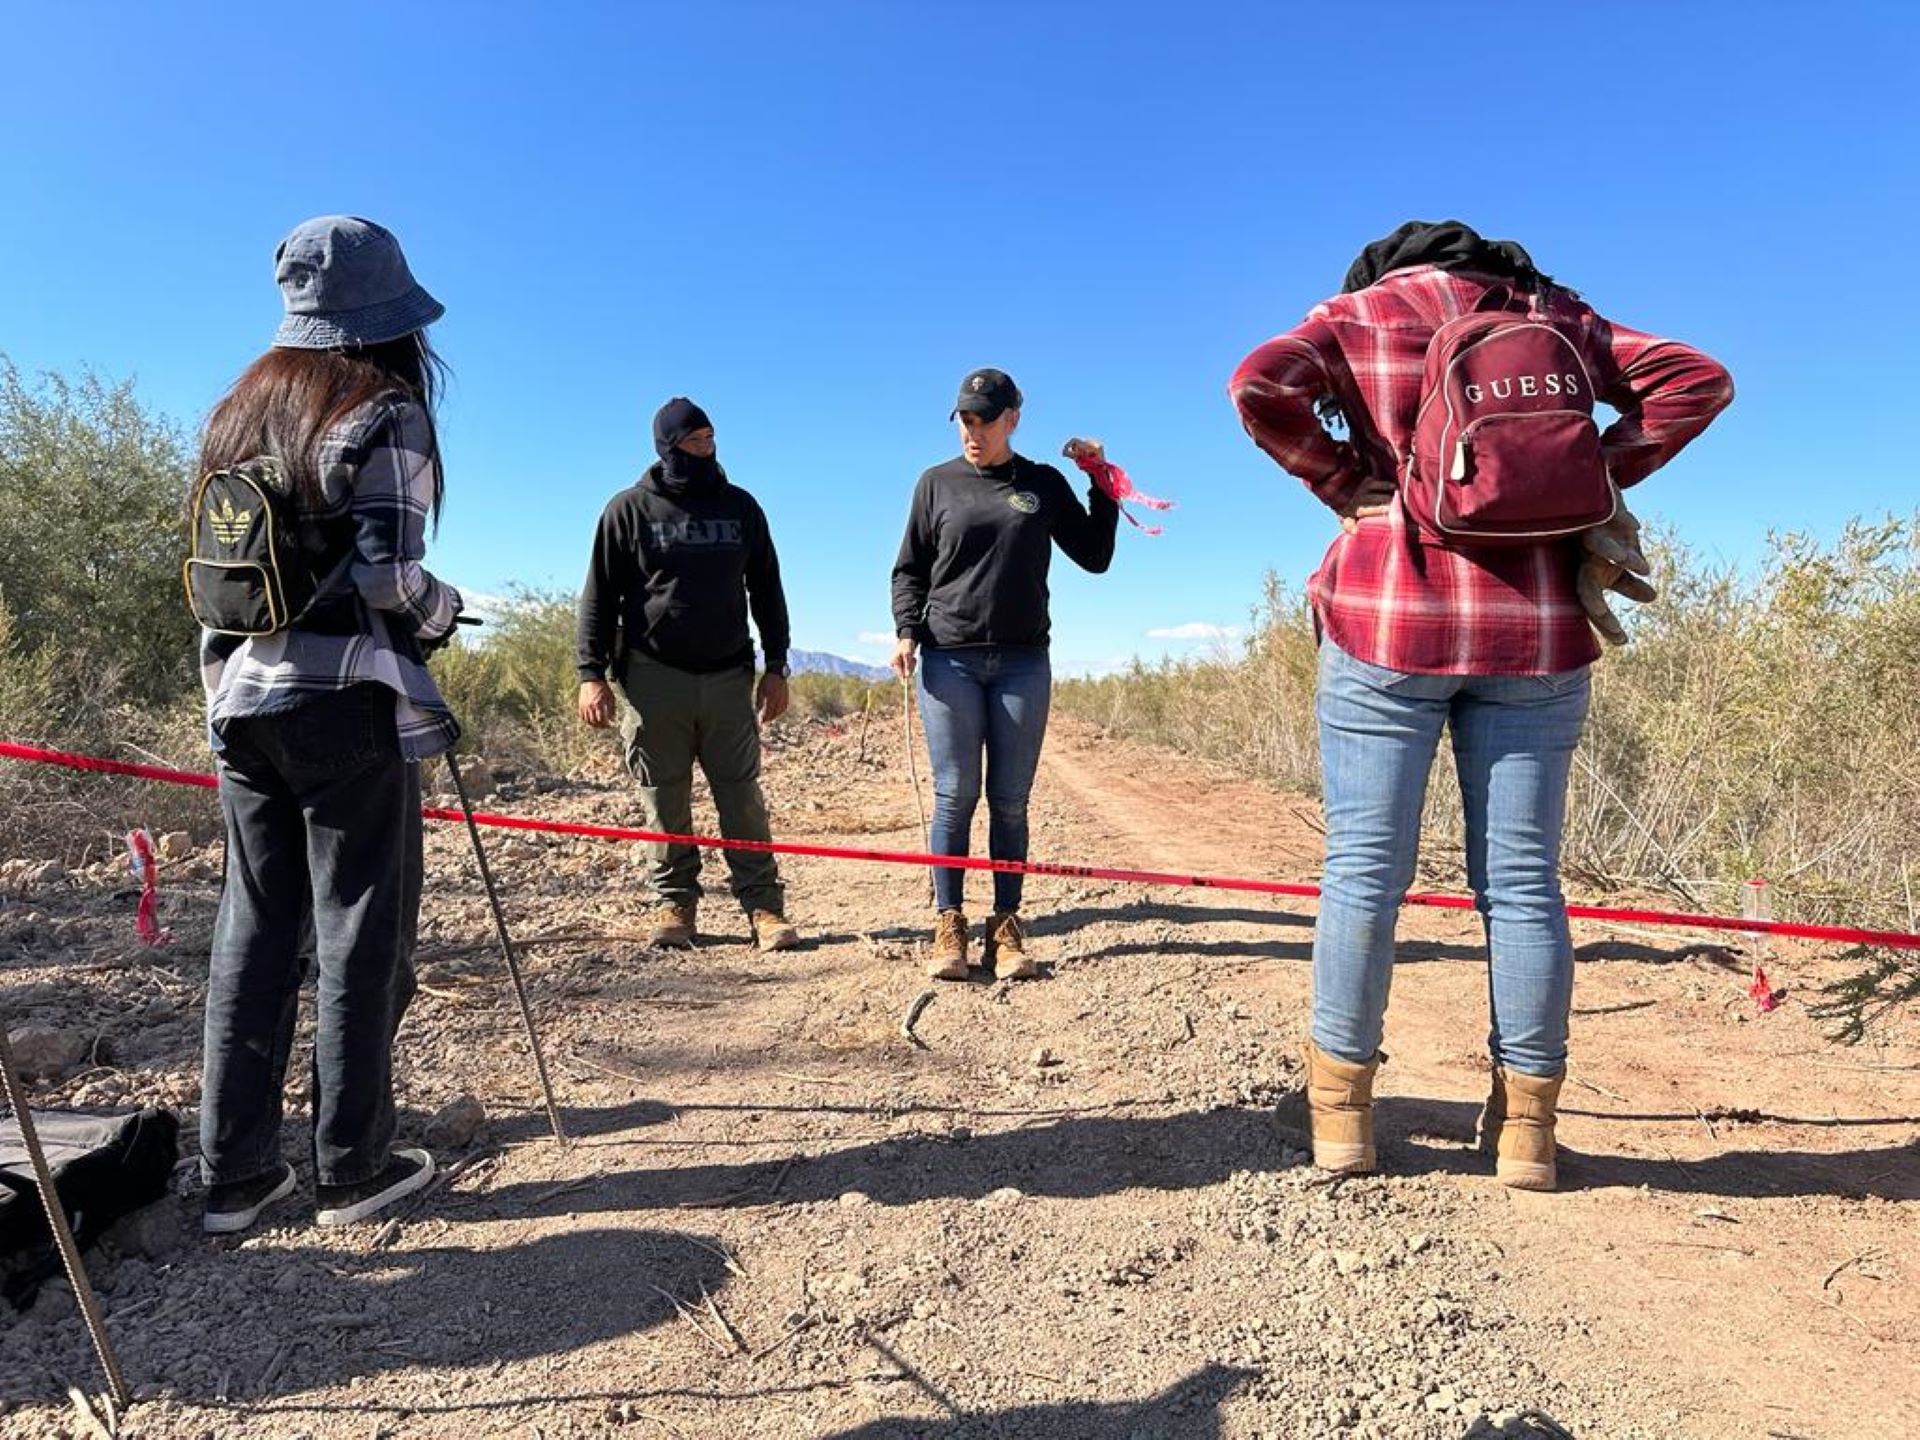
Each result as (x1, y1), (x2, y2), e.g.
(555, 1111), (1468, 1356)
(576, 400), (790, 679)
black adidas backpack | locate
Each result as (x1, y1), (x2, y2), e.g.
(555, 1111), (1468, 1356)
(182, 457), (344, 636)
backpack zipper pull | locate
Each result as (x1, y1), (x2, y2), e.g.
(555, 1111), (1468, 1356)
(1450, 438), (1470, 482)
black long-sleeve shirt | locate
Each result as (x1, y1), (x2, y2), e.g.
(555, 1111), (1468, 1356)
(890, 454), (1118, 649)
(576, 464), (790, 679)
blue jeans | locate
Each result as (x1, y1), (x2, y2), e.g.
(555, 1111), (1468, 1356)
(201, 685), (422, 1188)
(917, 646), (1051, 913)
(1313, 642), (1591, 1076)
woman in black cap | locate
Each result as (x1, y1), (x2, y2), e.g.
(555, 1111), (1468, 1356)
(194, 216), (462, 1234)
(890, 368), (1118, 980)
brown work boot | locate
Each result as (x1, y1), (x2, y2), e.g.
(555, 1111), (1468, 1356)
(927, 909), (969, 980)
(1479, 1066), (1565, 1191)
(985, 911), (1036, 981)
(646, 902), (697, 949)
(751, 909), (801, 952)
(1305, 1040), (1379, 1174)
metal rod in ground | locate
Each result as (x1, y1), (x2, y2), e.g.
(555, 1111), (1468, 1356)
(901, 677), (934, 905)
(0, 1022), (132, 1411)
(444, 751), (568, 1146)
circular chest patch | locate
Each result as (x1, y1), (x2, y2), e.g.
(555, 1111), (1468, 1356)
(1007, 491), (1040, 515)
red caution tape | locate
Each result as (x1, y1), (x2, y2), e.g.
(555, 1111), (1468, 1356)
(7, 738), (1920, 951)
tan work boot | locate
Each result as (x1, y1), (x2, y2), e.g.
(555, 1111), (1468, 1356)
(751, 909), (801, 952)
(646, 902), (697, 949)
(985, 911), (1036, 981)
(1479, 1066), (1565, 1191)
(1305, 1040), (1379, 1174)
(927, 909), (969, 980)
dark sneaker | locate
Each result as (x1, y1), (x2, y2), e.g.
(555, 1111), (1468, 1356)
(202, 1161), (298, 1235)
(927, 909), (970, 980)
(986, 911), (1037, 980)
(315, 1149), (435, 1228)
(751, 909), (801, 952)
(646, 902), (697, 949)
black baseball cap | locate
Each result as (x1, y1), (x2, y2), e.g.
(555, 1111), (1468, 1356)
(950, 367), (1023, 421)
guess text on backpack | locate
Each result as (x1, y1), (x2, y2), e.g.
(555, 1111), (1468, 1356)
(1404, 294), (1614, 545)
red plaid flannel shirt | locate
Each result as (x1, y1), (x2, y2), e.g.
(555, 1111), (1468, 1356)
(1230, 267), (1733, 674)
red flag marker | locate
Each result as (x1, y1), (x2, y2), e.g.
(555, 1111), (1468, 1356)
(125, 829), (171, 948)
(1065, 441), (1173, 535)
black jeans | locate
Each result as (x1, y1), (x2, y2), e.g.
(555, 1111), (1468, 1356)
(200, 685), (422, 1188)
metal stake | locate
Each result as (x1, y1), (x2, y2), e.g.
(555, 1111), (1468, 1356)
(0, 1022), (132, 1412)
(443, 751), (567, 1146)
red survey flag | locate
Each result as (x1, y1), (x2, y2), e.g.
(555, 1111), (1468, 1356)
(1065, 442), (1174, 535)
(125, 829), (172, 948)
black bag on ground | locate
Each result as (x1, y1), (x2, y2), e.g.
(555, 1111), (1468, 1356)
(0, 1107), (180, 1308)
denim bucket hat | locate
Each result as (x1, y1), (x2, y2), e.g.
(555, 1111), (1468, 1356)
(271, 216), (444, 349)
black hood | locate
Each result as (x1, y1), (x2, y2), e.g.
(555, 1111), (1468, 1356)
(1342, 220), (1546, 294)
(652, 396), (721, 492)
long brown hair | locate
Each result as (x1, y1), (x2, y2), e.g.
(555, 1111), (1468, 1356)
(198, 332), (447, 520)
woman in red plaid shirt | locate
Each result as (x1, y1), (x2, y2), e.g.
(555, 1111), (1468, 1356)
(1231, 221), (1732, 1190)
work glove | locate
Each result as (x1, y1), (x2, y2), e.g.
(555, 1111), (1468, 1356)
(1577, 483), (1656, 647)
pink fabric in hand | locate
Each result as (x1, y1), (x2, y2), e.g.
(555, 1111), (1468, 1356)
(1068, 450), (1174, 535)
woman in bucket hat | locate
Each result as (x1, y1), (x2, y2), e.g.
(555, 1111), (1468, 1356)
(195, 216), (463, 1233)
(889, 369), (1118, 982)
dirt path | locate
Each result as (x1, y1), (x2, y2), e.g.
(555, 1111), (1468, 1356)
(2, 716), (1915, 1439)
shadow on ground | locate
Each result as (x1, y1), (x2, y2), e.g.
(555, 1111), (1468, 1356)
(83, 1226), (731, 1409)
(470, 1106), (1295, 1218)
(1380, 1098), (1920, 1200)
(470, 1096), (1918, 1218)
(819, 1361), (1257, 1439)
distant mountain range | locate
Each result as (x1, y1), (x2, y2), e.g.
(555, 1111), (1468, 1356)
(783, 649), (890, 680)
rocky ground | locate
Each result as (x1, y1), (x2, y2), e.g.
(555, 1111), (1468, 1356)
(1, 712), (1915, 1439)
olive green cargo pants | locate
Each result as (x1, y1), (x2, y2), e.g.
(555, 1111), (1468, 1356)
(616, 653), (783, 915)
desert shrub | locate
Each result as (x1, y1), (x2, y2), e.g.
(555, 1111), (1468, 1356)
(1058, 573), (1320, 792)
(1058, 521), (1920, 935)
(788, 672), (890, 721)
(0, 361), (208, 861)
(429, 589), (603, 775)
(430, 592), (888, 773)
(0, 357), (198, 716)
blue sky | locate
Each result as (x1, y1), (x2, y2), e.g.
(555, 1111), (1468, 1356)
(3, 2), (1915, 672)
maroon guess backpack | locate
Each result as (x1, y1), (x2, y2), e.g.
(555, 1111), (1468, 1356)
(1403, 289), (1615, 546)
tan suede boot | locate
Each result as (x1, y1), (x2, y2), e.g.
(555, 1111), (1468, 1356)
(1305, 1041), (1379, 1174)
(927, 909), (969, 980)
(646, 902), (697, 949)
(750, 910), (801, 952)
(1480, 1067), (1565, 1191)
(985, 911), (1036, 981)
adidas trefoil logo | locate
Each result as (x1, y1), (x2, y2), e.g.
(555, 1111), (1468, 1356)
(209, 496), (252, 547)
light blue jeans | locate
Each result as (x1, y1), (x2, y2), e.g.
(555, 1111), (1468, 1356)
(917, 645), (1052, 914)
(1313, 641), (1592, 1076)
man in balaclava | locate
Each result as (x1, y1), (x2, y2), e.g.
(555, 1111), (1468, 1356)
(576, 397), (800, 951)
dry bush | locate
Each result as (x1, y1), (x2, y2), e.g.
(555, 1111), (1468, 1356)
(787, 672), (889, 721)
(432, 591), (886, 775)
(428, 589), (606, 777)
(1060, 574), (1321, 792)
(1058, 521), (1920, 938)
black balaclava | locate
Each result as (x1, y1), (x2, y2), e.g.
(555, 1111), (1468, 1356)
(1341, 220), (1548, 294)
(652, 397), (721, 491)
